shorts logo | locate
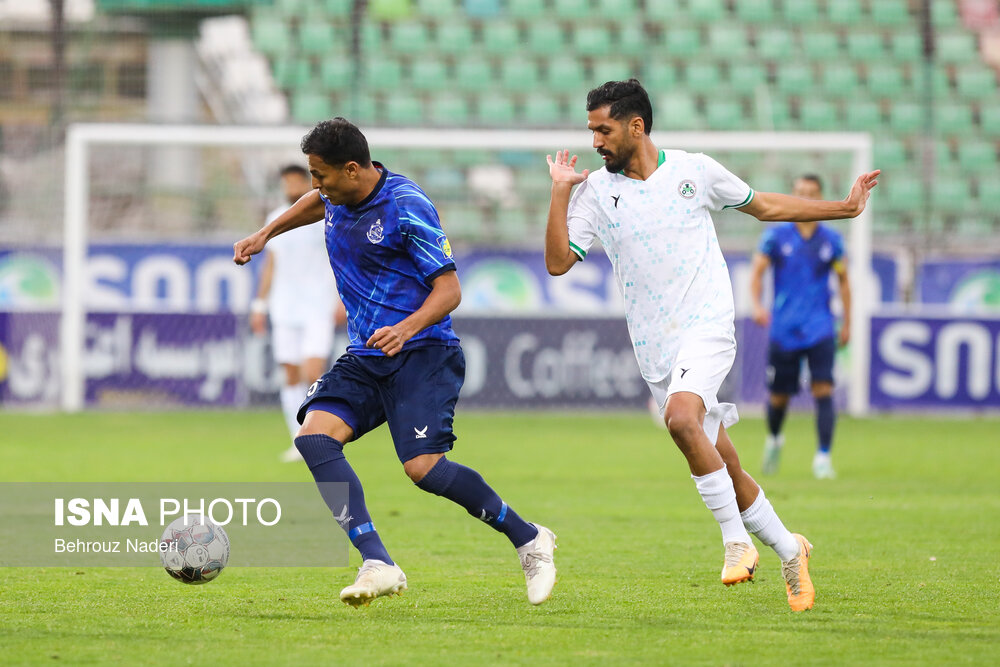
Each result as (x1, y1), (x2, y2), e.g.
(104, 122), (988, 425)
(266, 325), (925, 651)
(438, 236), (453, 258)
(367, 218), (384, 244)
(306, 381), (319, 397)
(680, 367), (691, 378)
(414, 426), (428, 439)
(678, 180), (696, 199)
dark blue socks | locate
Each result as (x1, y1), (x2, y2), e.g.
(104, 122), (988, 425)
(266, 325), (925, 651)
(294, 434), (393, 565)
(816, 396), (835, 453)
(416, 457), (538, 548)
(766, 401), (787, 436)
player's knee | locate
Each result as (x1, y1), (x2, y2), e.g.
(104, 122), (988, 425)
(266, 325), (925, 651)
(403, 453), (444, 483)
(811, 383), (833, 399)
(664, 406), (701, 445)
(769, 394), (790, 409)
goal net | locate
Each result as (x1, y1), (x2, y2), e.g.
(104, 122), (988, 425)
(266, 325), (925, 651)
(17, 124), (873, 413)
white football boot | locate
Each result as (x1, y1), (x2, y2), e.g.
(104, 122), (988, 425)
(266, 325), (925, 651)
(339, 559), (407, 607)
(516, 524), (557, 605)
(762, 433), (784, 475)
(812, 452), (836, 480)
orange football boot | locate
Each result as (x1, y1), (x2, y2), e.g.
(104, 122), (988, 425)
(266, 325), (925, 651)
(781, 534), (815, 611)
(721, 541), (759, 586)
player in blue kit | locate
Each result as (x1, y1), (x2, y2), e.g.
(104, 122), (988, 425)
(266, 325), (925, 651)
(750, 175), (852, 480)
(233, 118), (556, 607)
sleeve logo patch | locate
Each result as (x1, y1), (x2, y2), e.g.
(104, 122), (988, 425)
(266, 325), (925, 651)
(439, 236), (453, 258)
(366, 218), (384, 244)
(678, 180), (697, 199)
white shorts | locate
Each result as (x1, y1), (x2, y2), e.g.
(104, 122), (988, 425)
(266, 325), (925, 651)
(646, 334), (739, 446)
(271, 319), (334, 365)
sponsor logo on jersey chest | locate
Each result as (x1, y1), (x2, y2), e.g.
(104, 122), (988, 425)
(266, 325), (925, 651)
(678, 180), (696, 199)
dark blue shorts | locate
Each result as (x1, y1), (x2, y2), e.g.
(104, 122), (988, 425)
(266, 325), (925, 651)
(766, 336), (836, 395)
(297, 345), (464, 463)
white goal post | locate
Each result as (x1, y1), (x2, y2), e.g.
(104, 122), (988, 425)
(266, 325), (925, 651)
(62, 123), (873, 414)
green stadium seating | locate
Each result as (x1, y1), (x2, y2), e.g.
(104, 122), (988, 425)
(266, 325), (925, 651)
(291, 91), (333, 123)
(665, 26), (701, 57)
(827, 0), (864, 25)
(800, 100), (838, 130)
(482, 21), (521, 55)
(932, 139), (954, 169)
(387, 21), (430, 55)
(936, 32), (978, 64)
(553, 0), (592, 20)
(644, 62), (678, 92)
(347, 92), (377, 124)
(298, 21), (339, 55)
(416, 0), (455, 19)
(522, 95), (563, 126)
(890, 32), (923, 62)
(889, 101), (923, 133)
(782, 0), (819, 24)
(734, 0), (775, 24)
(845, 99), (883, 131)
(821, 63), (860, 98)
(546, 56), (586, 94)
(846, 31), (886, 62)
(644, 0), (683, 23)
(464, 0), (500, 18)
(592, 58), (636, 85)
(874, 139), (907, 171)
(871, 0), (911, 26)
(434, 20), (473, 55)
(932, 0), (959, 27)
(595, 0), (639, 23)
(705, 99), (745, 130)
(275, 0), (309, 13)
(385, 94), (423, 125)
(321, 0), (352, 17)
(272, 57), (312, 87)
(320, 59), (354, 91)
(657, 92), (700, 130)
(573, 25), (614, 56)
(616, 24), (649, 58)
(757, 27), (794, 60)
(931, 175), (971, 212)
(866, 64), (906, 98)
(708, 25), (748, 59)
(911, 67), (951, 97)
(410, 58), (449, 92)
(801, 29), (841, 61)
(885, 174), (922, 211)
(977, 179), (1000, 209)
(370, 0), (412, 20)
(688, 0), (726, 23)
(251, 17), (292, 54)
(429, 94), (470, 125)
(727, 62), (766, 95)
(937, 103), (975, 136)
(776, 63), (814, 95)
(955, 66), (997, 100)
(500, 57), (540, 93)
(454, 57), (493, 92)
(476, 94), (515, 125)
(361, 23), (383, 50)
(980, 107), (1000, 137)
(361, 58), (403, 90)
(527, 24), (567, 56)
(507, 0), (544, 19)
(957, 141), (997, 172)
(682, 62), (721, 93)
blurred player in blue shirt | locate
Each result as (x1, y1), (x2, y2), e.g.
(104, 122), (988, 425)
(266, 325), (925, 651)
(234, 118), (556, 607)
(750, 175), (852, 479)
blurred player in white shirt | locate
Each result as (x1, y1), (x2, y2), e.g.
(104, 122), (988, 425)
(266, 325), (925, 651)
(545, 79), (879, 611)
(251, 165), (344, 462)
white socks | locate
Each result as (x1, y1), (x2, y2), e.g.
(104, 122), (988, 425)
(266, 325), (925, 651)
(739, 489), (800, 561)
(279, 383), (307, 440)
(692, 467), (752, 546)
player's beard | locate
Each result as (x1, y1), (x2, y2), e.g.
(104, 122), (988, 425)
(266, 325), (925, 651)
(600, 145), (632, 174)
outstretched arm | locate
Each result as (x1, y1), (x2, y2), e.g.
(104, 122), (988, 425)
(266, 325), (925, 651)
(545, 150), (589, 276)
(233, 189), (326, 265)
(835, 258), (852, 346)
(739, 170), (880, 222)
(366, 271), (461, 357)
(749, 252), (771, 327)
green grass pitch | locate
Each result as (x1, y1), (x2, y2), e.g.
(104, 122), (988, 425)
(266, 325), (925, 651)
(1, 411), (998, 665)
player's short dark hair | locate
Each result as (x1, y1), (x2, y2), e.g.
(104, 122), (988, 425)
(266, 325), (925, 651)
(279, 164), (309, 179)
(300, 118), (372, 167)
(586, 79), (653, 134)
(797, 173), (824, 191)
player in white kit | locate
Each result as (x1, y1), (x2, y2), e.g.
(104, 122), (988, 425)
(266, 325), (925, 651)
(545, 80), (879, 611)
(251, 165), (343, 462)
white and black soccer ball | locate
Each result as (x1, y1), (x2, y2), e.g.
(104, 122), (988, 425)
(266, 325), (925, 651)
(159, 514), (230, 585)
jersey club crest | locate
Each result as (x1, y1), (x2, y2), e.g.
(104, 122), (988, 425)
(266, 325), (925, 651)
(367, 218), (384, 244)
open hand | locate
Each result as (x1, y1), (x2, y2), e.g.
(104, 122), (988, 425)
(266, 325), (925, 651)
(546, 150), (589, 185)
(844, 170), (880, 217)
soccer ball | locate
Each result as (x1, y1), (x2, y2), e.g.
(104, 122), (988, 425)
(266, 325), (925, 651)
(159, 514), (230, 585)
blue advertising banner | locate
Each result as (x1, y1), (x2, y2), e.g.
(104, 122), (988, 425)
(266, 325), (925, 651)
(869, 313), (1000, 409)
(917, 258), (1000, 310)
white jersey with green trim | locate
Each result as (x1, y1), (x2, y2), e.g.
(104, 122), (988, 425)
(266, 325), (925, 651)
(565, 149), (754, 383)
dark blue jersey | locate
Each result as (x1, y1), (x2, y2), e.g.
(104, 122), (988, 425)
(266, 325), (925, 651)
(321, 164), (459, 355)
(758, 223), (844, 351)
